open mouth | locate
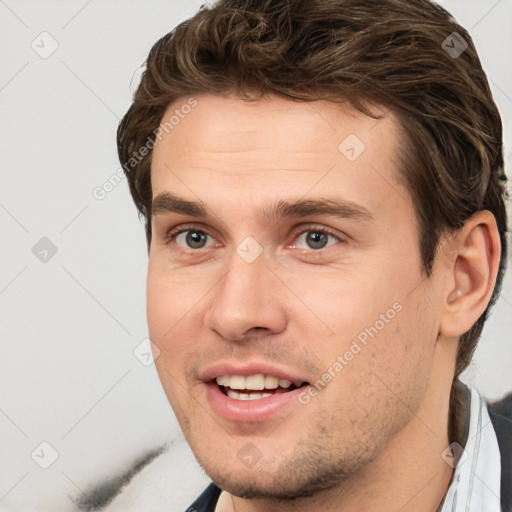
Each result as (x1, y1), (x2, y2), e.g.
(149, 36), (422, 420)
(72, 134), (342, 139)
(214, 374), (309, 401)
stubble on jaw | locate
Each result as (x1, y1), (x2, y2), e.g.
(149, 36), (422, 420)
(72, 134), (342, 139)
(184, 388), (417, 504)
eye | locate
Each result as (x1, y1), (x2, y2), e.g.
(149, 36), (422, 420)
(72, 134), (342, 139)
(292, 227), (343, 250)
(166, 228), (216, 250)
(164, 224), (344, 253)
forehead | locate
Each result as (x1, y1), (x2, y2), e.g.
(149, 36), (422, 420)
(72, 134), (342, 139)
(150, 93), (411, 226)
(153, 93), (400, 163)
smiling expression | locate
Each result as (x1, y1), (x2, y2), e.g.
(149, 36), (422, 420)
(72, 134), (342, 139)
(146, 93), (445, 499)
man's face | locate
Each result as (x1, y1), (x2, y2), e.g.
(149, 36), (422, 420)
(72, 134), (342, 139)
(147, 93), (444, 499)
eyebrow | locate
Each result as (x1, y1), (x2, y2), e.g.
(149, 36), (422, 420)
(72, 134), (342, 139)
(151, 192), (374, 224)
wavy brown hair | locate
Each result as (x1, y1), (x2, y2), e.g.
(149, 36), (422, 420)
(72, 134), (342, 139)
(117, 0), (508, 377)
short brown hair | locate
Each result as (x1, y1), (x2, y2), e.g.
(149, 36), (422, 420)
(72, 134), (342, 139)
(117, 0), (508, 377)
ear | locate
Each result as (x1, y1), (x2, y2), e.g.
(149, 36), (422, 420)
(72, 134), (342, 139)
(439, 210), (501, 338)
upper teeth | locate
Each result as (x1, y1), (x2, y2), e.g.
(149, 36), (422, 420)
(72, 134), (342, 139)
(216, 374), (302, 390)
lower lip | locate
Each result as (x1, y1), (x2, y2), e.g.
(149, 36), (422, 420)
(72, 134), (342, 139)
(204, 382), (306, 423)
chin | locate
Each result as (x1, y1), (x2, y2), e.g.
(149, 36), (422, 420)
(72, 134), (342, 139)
(197, 454), (358, 502)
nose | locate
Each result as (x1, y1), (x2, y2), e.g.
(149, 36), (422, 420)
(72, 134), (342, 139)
(204, 248), (288, 342)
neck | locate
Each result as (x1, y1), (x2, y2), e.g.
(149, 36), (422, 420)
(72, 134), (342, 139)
(232, 339), (457, 512)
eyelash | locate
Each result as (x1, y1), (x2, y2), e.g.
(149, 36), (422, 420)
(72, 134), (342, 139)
(163, 224), (344, 252)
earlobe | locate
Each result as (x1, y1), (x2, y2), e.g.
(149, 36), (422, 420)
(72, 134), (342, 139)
(439, 211), (501, 338)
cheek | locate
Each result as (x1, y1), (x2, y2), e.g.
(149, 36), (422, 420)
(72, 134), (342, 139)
(146, 265), (208, 376)
(287, 267), (402, 346)
(146, 263), (199, 340)
(146, 271), (193, 400)
(317, 273), (435, 392)
(361, 295), (437, 394)
(147, 296), (176, 348)
(146, 288), (174, 341)
(147, 273), (199, 413)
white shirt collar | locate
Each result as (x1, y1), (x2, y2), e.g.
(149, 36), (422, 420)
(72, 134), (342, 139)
(439, 384), (501, 512)
(214, 489), (235, 512)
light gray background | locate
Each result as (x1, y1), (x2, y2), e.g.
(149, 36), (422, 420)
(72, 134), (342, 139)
(1, 1), (511, 511)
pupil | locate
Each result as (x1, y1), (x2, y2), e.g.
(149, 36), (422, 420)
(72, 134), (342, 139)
(187, 231), (206, 248)
(307, 231), (327, 249)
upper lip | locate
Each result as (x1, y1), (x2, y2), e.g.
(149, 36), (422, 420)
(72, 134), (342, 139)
(199, 360), (311, 384)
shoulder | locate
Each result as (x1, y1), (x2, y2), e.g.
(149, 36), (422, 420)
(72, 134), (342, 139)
(486, 388), (512, 444)
(486, 389), (512, 442)
(70, 438), (212, 511)
(487, 389), (512, 421)
(486, 388), (512, 506)
(185, 483), (222, 512)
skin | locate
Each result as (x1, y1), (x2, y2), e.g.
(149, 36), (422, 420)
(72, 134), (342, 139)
(146, 93), (501, 512)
